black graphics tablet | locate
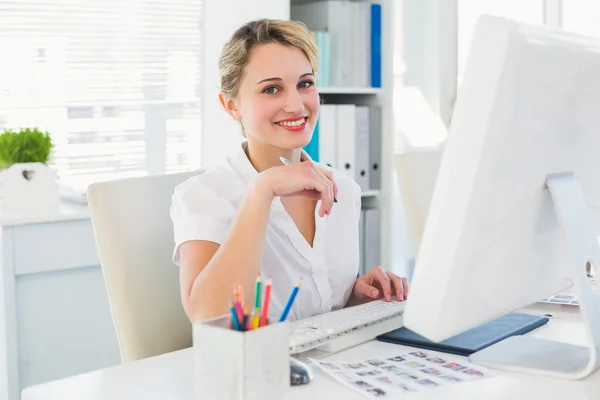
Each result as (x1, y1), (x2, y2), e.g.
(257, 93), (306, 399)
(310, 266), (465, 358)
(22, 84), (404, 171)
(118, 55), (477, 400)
(377, 312), (549, 357)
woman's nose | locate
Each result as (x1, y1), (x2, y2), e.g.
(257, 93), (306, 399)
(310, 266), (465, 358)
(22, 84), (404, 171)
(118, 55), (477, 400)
(283, 90), (305, 114)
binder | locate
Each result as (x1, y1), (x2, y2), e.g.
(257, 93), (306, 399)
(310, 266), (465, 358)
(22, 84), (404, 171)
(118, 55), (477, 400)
(363, 207), (380, 270)
(335, 105), (356, 181)
(368, 106), (382, 190)
(315, 31), (330, 87)
(359, 2), (372, 87)
(291, 1), (351, 86)
(303, 117), (319, 162)
(318, 105), (337, 169)
(359, 209), (367, 276)
(354, 106), (370, 191)
(370, 3), (382, 88)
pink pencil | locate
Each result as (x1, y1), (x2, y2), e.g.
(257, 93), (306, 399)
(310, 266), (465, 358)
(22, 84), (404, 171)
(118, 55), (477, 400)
(260, 278), (272, 327)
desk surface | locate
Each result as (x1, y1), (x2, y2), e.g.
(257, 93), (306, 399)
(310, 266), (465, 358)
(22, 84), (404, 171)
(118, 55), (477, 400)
(0, 201), (89, 226)
(21, 304), (600, 400)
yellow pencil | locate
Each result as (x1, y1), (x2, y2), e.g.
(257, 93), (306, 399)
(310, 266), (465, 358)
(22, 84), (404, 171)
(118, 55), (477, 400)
(251, 307), (260, 329)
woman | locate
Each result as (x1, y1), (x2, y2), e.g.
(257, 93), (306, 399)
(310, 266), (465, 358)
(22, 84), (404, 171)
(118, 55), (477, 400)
(171, 18), (409, 323)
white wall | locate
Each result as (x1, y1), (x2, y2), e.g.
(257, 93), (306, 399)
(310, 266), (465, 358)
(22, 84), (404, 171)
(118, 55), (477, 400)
(201, 0), (290, 168)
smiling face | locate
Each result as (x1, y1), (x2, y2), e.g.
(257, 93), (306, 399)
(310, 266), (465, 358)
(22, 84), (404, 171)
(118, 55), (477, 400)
(220, 42), (320, 151)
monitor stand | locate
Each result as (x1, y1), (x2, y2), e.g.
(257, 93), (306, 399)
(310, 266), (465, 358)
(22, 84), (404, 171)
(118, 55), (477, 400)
(470, 172), (600, 380)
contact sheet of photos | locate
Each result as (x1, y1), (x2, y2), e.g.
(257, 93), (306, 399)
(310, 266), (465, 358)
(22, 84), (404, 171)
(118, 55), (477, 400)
(309, 350), (490, 398)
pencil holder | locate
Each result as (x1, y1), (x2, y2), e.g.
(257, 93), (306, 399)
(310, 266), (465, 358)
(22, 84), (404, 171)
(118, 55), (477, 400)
(193, 314), (291, 400)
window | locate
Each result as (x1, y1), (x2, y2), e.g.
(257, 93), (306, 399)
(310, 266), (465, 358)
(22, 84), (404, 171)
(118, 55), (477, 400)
(0, 0), (203, 193)
(457, 0), (544, 81)
(562, 0), (600, 38)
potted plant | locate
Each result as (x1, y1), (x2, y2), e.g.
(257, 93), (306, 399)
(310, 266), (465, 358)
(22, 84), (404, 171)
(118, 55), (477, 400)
(0, 127), (60, 214)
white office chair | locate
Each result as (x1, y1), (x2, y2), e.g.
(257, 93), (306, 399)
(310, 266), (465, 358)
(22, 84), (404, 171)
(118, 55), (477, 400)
(87, 170), (202, 363)
(394, 148), (442, 257)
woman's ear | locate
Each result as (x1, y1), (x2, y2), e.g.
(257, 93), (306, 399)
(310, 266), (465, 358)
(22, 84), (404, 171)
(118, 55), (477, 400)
(218, 92), (242, 121)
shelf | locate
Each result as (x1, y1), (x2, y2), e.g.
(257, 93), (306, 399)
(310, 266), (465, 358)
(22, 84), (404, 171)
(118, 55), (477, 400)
(318, 87), (382, 95)
(361, 190), (379, 198)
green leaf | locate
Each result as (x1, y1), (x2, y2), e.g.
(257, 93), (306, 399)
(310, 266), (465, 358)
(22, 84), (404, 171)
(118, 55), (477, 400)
(0, 127), (54, 169)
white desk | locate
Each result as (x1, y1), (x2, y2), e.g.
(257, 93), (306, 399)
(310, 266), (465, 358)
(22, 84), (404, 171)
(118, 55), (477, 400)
(21, 304), (600, 400)
(0, 203), (121, 400)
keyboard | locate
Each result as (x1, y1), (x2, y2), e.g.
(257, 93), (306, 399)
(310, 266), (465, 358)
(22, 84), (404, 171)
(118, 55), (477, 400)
(289, 299), (405, 354)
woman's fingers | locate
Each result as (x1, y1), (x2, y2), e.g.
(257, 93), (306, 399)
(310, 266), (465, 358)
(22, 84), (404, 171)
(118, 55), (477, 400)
(353, 278), (380, 299)
(321, 169), (339, 203)
(370, 266), (392, 301)
(305, 162), (335, 215)
(280, 160), (338, 215)
(385, 271), (406, 301)
(307, 172), (334, 216)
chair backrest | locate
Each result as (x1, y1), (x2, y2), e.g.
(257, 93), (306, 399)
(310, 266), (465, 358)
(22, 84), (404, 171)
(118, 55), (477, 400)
(87, 170), (202, 363)
(394, 149), (442, 256)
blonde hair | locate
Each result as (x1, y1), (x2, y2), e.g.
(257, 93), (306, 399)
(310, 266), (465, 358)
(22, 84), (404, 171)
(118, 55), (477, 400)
(218, 19), (319, 136)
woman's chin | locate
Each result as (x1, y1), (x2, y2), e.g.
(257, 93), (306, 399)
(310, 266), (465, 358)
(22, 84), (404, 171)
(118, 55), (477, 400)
(277, 130), (313, 149)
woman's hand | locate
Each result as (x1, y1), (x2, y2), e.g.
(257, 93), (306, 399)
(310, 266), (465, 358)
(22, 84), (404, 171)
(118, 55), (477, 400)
(255, 159), (338, 217)
(348, 266), (409, 306)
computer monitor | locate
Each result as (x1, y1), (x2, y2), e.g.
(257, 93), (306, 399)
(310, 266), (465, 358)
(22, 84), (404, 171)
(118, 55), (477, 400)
(402, 15), (600, 380)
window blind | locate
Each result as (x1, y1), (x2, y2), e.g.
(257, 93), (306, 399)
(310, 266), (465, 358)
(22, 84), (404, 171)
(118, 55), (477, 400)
(0, 0), (203, 192)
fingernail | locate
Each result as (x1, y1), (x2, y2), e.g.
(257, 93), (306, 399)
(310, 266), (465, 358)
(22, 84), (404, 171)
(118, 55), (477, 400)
(371, 289), (378, 297)
(334, 197), (338, 203)
(386, 295), (391, 301)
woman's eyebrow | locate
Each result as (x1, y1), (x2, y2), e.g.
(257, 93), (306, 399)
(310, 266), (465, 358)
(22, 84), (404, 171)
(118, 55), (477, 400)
(256, 72), (314, 85)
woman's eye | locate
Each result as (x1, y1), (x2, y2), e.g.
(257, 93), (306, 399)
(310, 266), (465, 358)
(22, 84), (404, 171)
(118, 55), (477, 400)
(263, 86), (279, 94)
(299, 80), (314, 89)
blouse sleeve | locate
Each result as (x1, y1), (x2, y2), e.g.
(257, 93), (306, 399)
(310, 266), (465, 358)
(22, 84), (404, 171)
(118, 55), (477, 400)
(170, 176), (236, 265)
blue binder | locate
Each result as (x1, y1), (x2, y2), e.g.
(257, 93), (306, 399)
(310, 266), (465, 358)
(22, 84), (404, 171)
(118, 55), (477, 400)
(376, 312), (549, 357)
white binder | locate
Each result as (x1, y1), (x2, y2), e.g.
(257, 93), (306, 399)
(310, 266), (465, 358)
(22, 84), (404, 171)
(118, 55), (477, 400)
(359, 209), (367, 276)
(364, 207), (381, 271)
(335, 104), (356, 181)
(318, 105), (337, 169)
(291, 1), (351, 86)
(354, 106), (370, 191)
(368, 106), (382, 189)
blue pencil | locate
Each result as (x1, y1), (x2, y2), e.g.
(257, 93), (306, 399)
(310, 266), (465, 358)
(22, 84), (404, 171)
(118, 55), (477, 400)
(279, 279), (302, 322)
(230, 302), (241, 331)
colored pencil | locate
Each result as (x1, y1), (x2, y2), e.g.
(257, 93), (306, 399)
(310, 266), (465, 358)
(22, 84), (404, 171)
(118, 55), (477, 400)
(260, 277), (272, 327)
(279, 279), (302, 322)
(251, 308), (260, 330)
(254, 276), (262, 312)
(243, 306), (251, 331)
(237, 284), (244, 308)
(234, 300), (244, 323)
(232, 287), (243, 321)
(230, 301), (241, 331)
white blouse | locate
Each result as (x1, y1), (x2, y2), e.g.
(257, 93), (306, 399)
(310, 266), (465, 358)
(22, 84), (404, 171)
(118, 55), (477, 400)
(170, 141), (362, 321)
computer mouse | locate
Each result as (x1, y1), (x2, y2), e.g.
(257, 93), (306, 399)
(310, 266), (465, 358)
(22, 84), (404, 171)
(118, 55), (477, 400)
(290, 357), (313, 385)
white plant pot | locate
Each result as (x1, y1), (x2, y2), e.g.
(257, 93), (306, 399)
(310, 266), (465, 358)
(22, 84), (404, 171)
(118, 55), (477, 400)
(0, 162), (60, 215)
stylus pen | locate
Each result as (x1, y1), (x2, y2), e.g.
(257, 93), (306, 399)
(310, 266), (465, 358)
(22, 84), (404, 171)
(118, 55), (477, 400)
(279, 156), (338, 203)
(279, 279), (302, 322)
